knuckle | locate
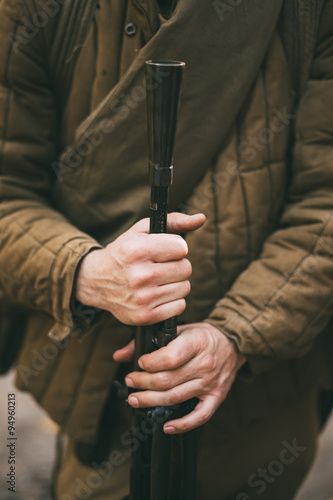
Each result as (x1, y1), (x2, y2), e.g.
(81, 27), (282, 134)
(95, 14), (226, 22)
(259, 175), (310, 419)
(130, 268), (149, 289)
(148, 308), (163, 325)
(169, 387), (183, 405)
(163, 351), (178, 369)
(133, 291), (149, 307)
(148, 267), (159, 283)
(129, 241), (149, 262)
(117, 240), (132, 262)
(171, 235), (188, 257)
(196, 329), (208, 347)
(178, 236), (188, 257)
(184, 280), (191, 296)
(140, 267), (158, 286)
(176, 299), (187, 315)
(133, 309), (152, 326)
(124, 317), (136, 326)
(181, 259), (192, 278)
(218, 386), (228, 403)
(187, 259), (193, 275)
(198, 409), (211, 425)
(155, 372), (171, 390)
(200, 354), (216, 372)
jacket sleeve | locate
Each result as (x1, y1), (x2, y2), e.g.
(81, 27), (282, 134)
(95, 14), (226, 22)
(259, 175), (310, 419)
(0, 0), (101, 340)
(205, 0), (333, 375)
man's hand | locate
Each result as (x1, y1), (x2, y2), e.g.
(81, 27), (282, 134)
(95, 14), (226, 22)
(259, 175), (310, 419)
(75, 212), (205, 326)
(113, 323), (246, 434)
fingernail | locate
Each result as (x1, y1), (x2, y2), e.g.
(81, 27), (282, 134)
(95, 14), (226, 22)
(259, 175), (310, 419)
(128, 396), (139, 407)
(164, 426), (176, 434)
(138, 359), (144, 369)
(125, 377), (134, 388)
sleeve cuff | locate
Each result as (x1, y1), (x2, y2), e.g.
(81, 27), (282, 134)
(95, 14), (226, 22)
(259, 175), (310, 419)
(48, 237), (102, 341)
(204, 313), (279, 377)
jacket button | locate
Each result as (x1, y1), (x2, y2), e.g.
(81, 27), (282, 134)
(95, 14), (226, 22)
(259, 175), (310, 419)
(124, 22), (138, 37)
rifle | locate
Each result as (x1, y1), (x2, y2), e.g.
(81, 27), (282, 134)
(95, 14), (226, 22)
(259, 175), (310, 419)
(128, 60), (197, 500)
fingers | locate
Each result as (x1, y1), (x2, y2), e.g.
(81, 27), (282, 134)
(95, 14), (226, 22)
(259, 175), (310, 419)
(126, 259), (192, 291)
(127, 388), (219, 434)
(138, 332), (198, 372)
(127, 282), (190, 326)
(123, 323), (240, 433)
(145, 234), (188, 262)
(119, 231), (188, 264)
(146, 280), (191, 309)
(125, 358), (195, 391)
(164, 397), (218, 434)
(137, 298), (187, 326)
(119, 232), (188, 264)
(129, 213), (205, 263)
(113, 339), (135, 362)
(144, 260), (192, 286)
(134, 213), (206, 236)
(127, 379), (200, 408)
(166, 212), (206, 234)
(75, 214), (205, 325)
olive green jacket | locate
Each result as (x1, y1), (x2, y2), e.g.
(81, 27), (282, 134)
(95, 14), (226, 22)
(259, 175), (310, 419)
(0, 0), (332, 443)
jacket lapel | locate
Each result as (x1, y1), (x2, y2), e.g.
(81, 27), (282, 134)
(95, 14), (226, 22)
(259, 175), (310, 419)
(57, 0), (284, 238)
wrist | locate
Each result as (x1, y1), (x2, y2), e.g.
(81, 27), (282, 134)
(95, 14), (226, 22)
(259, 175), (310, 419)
(74, 249), (103, 307)
(227, 336), (246, 368)
(202, 319), (247, 370)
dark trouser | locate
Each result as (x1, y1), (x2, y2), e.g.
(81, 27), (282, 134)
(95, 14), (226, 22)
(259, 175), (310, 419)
(56, 389), (319, 500)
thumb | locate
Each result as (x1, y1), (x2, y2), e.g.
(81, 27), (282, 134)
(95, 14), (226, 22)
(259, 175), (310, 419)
(133, 213), (206, 235)
(167, 212), (206, 234)
(113, 339), (135, 363)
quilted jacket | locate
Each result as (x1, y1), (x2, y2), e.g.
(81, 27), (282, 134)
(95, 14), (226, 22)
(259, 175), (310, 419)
(0, 0), (332, 443)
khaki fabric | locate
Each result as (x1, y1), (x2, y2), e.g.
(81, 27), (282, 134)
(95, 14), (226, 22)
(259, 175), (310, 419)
(0, 0), (332, 446)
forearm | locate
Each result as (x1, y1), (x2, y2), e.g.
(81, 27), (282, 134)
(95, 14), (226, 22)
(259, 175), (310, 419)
(204, 1), (333, 374)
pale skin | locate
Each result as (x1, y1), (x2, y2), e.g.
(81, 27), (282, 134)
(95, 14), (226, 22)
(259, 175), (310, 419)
(75, 212), (246, 434)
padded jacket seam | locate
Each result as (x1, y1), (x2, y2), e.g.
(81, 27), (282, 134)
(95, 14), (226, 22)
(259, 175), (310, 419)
(236, 116), (252, 262)
(0, 20), (20, 173)
(249, 214), (332, 327)
(211, 164), (224, 298)
(291, 290), (333, 345)
(262, 64), (274, 224)
(238, 159), (285, 174)
(220, 304), (276, 356)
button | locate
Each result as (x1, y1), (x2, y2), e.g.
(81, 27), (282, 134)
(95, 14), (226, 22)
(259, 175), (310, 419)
(124, 22), (138, 37)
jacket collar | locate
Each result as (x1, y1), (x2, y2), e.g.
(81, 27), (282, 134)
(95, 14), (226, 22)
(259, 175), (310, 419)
(130, 0), (163, 41)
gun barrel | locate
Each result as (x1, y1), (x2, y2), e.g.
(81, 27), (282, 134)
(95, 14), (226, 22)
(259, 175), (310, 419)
(130, 60), (188, 500)
(146, 60), (185, 189)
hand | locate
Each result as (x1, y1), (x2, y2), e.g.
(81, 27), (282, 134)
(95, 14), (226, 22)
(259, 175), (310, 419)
(75, 213), (205, 326)
(113, 323), (246, 433)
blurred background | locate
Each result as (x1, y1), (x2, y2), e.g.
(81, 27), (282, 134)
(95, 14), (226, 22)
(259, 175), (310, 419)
(0, 370), (332, 500)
